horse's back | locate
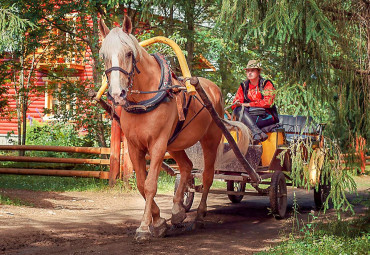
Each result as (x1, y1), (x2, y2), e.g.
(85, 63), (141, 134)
(197, 77), (223, 115)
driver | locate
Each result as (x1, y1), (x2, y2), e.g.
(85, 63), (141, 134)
(232, 60), (279, 143)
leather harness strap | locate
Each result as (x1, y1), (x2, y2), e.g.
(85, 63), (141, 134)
(123, 53), (172, 114)
(168, 92), (193, 145)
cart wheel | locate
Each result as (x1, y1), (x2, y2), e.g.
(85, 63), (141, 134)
(227, 181), (246, 203)
(314, 182), (331, 210)
(269, 171), (287, 219)
(174, 174), (194, 212)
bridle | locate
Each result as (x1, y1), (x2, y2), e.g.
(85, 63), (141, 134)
(104, 53), (141, 100)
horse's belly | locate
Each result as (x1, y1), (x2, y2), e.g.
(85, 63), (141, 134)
(166, 112), (212, 151)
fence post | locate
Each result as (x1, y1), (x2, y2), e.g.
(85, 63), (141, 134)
(109, 106), (122, 186)
(356, 136), (366, 174)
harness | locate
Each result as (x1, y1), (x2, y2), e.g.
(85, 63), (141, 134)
(123, 53), (173, 113)
(104, 52), (205, 144)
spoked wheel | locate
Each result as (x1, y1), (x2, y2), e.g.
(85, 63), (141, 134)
(174, 174), (195, 212)
(227, 181), (246, 203)
(269, 171), (287, 219)
(314, 182), (331, 210)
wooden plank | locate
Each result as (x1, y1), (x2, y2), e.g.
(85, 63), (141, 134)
(0, 168), (109, 179)
(0, 155), (110, 165)
(206, 189), (267, 196)
(0, 145), (110, 154)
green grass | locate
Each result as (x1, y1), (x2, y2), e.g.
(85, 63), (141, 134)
(0, 170), (229, 194)
(0, 174), (109, 192)
(0, 194), (32, 206)
(1, 161), (109, 171)
(259, 232), (369, 255)
(258, 194), (370, 255)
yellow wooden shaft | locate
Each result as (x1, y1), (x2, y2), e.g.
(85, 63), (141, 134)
(95, 36), (196, 100)
(95, 75), (108, 100)
(139, 36), (196, 95)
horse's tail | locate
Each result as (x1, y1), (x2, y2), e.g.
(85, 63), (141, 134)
(215, 119), (252, 167)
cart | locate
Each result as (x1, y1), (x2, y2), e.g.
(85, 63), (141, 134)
(174, 112), (330, 219)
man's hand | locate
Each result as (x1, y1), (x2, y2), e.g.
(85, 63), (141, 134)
(234, 100), (241, 106)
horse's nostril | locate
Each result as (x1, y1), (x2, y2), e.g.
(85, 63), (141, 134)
(120, 89), (127, 99)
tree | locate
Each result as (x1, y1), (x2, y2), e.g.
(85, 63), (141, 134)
(1, 0), (123, 148)
(0, 3), (43, 152)
(217, 0), (369, 144)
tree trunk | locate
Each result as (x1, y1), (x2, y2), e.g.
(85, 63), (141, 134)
(185, 0), (195, 70)
(18, 55), (25, 156)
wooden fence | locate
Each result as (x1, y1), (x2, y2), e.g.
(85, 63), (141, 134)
(0, 144), (175, 184)
(0, 145), (111, 179)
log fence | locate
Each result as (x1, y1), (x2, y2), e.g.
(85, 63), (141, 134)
(0, 144), (175, 184)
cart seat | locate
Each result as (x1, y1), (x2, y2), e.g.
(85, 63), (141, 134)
(278, 115), (321, 143)
(278, 115), (319, 134)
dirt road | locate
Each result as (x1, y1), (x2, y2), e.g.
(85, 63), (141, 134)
(0, 176), (368, 255)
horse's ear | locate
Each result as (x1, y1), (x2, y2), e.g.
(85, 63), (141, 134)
(122, 15), (132, 34)
(99, 19), (110, 38)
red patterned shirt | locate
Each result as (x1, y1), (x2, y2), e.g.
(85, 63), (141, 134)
(232, 79), (275, 110)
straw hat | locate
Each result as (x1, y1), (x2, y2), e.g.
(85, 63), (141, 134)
(245, 60), (262, 70)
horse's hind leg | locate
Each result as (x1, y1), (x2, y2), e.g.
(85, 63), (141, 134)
(168, 150), (193, 226)
(195, 129), (222, 226)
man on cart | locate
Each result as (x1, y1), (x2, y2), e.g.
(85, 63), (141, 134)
(232, 60), (279, 143)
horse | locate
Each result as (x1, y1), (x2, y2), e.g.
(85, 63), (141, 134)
(99, 16), (251, 241)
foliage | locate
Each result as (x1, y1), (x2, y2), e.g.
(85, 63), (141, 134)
(22, 120), (95, 158)
(259, 197), (370, 255)
(217, 0), (369, 142)
(279, 136), (357, 214)
(0, 4), (36, 51)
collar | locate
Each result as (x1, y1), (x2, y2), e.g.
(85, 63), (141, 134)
(123, 53), (172, 114)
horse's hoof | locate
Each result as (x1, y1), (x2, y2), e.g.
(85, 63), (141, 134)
(134, 228), (152, 242)
(191, 220), (205, 230)
(151, 218), (168, 238)
(171, 207), (187, 226)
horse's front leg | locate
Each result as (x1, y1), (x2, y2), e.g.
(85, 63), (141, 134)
(135, 141), (168, 241)
(127, 142), (166, 241)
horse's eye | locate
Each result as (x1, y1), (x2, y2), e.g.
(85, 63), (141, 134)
(126, 52), (132, 58)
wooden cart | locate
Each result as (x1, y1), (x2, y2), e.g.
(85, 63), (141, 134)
(174, 114), (330, 219)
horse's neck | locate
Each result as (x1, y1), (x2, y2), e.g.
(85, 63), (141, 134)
(129, 49), (161, 101)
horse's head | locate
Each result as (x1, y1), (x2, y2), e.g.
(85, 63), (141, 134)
(99, 16), (141, 105)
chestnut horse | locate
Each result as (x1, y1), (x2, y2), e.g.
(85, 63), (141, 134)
(99, 16), (251, 241)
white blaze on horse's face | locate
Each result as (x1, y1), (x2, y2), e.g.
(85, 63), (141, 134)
(110, 54), (125, 104)
(100, 28), (138, 105)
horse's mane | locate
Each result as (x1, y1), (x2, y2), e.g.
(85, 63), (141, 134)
(100, 27), (143, 61)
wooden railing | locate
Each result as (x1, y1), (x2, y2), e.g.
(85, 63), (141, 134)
(0, 145), (175, 181)
(0, 145), (111, 179)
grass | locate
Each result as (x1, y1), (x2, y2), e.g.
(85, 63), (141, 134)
(258, 212), (370, 255)
(258, 185), (370, 255)
(0, 174), (109, 192)
(0, 170), (228, 194)
(0, 193), (32, 206)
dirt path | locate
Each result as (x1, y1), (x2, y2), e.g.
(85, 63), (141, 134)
(0, 176), (369, 255)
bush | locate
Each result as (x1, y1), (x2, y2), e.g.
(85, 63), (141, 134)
(26, 120), (92, 147)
